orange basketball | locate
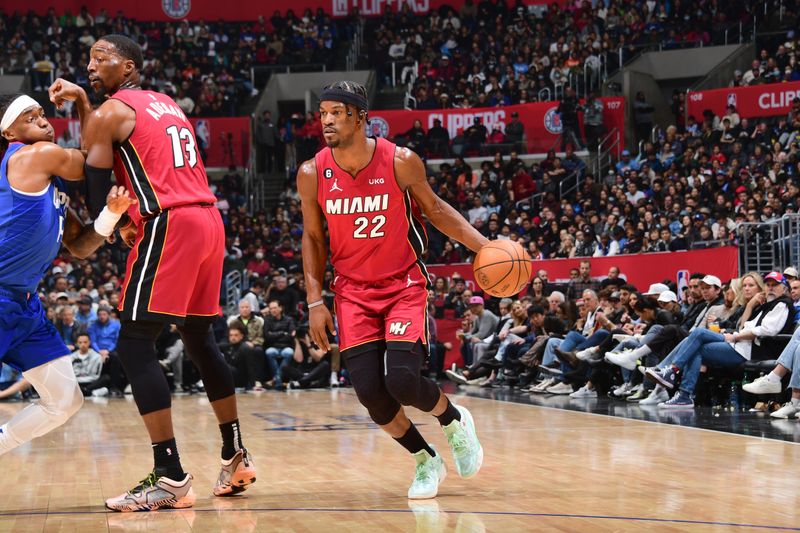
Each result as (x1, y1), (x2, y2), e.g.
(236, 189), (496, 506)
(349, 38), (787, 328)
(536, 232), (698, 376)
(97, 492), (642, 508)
(473, 240), (532, 298)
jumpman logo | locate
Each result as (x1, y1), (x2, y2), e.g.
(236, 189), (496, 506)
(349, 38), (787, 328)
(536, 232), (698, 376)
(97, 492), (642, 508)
(330, 177), (343, 193)
(406, 275), (414, 287)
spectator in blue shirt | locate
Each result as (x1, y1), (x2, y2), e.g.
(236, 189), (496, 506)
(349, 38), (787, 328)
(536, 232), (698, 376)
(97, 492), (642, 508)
(75, 296), (97, 328)
(88, 306), (121, 357)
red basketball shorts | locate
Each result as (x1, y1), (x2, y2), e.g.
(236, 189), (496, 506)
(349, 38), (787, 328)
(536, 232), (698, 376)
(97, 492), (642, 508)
(119, 205), (224, 323)
(332, 264), (429, 356)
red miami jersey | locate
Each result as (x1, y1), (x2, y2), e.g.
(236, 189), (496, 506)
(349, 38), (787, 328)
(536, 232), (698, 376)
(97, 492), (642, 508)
(315, 137), (429, 282)
(111, 89), (216, 226)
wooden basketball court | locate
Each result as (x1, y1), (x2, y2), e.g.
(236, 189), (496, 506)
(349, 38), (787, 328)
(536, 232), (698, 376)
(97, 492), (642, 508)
(1, 389), (798, 532)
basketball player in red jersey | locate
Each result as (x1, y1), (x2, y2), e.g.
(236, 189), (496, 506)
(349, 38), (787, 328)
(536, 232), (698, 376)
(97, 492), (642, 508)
(48, 35), (256, 511)
(299, 81), (487, 499)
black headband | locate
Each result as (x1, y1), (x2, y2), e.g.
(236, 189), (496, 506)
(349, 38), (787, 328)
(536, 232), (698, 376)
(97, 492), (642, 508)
(319, 87), (368, 112)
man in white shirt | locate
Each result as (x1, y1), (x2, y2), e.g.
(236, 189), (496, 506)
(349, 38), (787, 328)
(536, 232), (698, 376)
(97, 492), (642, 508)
(71, 333), (106, 396)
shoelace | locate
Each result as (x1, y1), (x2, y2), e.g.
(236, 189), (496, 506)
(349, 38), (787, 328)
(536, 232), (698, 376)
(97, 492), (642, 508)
(131, 471), (158, 493)
(448, 427), (470, 457)
(415, 461), (432, 483)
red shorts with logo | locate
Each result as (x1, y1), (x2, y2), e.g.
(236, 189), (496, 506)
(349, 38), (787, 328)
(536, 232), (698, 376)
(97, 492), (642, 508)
(119, 204), (224, 324)
(332, 264), (429, 355)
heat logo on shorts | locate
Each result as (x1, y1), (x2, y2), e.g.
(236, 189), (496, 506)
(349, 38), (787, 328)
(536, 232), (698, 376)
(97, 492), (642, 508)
(388, 321), (412, 335)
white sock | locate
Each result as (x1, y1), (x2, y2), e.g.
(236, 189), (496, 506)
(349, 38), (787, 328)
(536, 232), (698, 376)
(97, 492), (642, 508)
(791, 397), (800, 407)
(631, 345), (652, 359)
(766, 372), (782, 384)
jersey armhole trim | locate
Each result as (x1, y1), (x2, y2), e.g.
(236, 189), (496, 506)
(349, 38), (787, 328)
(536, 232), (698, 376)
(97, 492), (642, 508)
(10, 183), (50, 197)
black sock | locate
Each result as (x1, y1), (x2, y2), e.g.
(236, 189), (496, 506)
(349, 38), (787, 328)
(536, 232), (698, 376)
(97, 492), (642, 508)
(394, 423), (436, 457)
(152, 438), (184, 479)
(435, 398), (461, 426)
(219, 419), (244, 460)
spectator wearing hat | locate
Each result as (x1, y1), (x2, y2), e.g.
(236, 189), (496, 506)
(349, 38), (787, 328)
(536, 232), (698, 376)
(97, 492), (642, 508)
(505, 111), (525, 153)
(617, 274), (722, 369)
(426, 118), (450, 157)
(649, 272), (794, 408)
(75, 295), (98, 328)
(455, 296), (499, 368)
(615, 150), (640, 174)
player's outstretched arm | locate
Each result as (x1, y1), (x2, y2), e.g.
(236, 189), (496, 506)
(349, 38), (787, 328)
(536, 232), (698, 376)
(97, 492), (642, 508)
(63, 185), (137, 259)
(297, 158), (335, 351)
(26, 142), (86, 181)
(395, 147), (489, 253)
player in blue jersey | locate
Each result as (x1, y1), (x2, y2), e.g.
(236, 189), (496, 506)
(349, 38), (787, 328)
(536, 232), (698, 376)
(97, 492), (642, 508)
(0, 93), (135, 455)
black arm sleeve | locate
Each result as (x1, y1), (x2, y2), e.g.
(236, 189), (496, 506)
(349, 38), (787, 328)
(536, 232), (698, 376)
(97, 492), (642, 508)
(84, 163), (113, 219)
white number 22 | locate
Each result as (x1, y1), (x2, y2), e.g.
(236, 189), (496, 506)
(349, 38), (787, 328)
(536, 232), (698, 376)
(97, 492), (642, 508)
(353, 215), (386, 239)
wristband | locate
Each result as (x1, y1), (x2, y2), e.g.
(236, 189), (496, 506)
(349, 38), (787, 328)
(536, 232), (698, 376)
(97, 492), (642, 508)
(307, 300), (325, 309)
(93, 206), (123, 237)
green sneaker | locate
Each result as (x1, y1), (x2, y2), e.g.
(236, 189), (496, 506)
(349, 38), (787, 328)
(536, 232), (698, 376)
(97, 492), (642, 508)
(407, 447), (447, 499)
(442, 404), (483, 479)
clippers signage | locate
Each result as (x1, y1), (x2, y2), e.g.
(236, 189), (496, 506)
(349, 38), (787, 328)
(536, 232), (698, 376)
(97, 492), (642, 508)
(369, 97), (625, 154)
(49, 117), (250, 169)
(12, 0), (568, 21)
(687, 81), (800, 120)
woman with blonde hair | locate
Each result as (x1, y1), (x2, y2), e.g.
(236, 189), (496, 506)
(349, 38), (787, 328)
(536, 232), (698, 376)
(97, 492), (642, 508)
(707, 273), (764, 332)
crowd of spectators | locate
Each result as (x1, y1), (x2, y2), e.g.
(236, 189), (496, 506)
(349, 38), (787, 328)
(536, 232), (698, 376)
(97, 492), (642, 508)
(442, 263), (800, 412)
(1, 6), (348, 116)
(366, 0), (755, 110)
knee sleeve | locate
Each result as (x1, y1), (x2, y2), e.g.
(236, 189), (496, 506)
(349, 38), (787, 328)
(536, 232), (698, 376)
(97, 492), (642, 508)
(24, 356), (83, 427)
(177, 320), (235, 403)
(384, 341), (441, 412)
(1, 357), (83, 455)
(346, 347), (400, 426)
(118, 320), (172, 415)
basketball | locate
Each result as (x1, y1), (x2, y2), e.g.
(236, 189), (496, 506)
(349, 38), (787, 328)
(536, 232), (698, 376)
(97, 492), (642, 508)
(473, 240), (532, 298)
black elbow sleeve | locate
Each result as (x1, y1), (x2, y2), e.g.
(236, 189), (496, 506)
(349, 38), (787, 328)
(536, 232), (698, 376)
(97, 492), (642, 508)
(84, 164), (114, 219)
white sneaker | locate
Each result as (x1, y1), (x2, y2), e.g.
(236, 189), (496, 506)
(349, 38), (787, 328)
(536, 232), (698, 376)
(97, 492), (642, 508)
(612, 334), (634, 342)
(770, 402), (799, 419)
(742, 375), (782, 395)
(545, 382), (573, 395)
(445, 369), (468, 385)
(612, 382), (635, 397)
(576, 347), (598, 361)
(639, 385), (669, 405)
(91, 387), (109, 397)
(569, 385), (597, 398)
(605, 349), (640, 371)
(329, 373), (340, 388)
(530, 377), (555, 393)
(407, 447), (447, 499)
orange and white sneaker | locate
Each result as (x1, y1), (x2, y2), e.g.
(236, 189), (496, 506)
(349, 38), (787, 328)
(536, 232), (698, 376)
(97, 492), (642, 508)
(213, 448), (257, 496)
(105, 471), (195, 512)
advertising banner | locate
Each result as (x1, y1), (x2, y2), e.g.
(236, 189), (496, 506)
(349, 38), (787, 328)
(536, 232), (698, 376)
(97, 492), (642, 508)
(50, 117), (250, 169)
(430, 246), (739, 367)
(369, 97), (625, 154)
(9, 0), (569, 21)
(687, 81), (800, 120)
(426, 247), (739, 298)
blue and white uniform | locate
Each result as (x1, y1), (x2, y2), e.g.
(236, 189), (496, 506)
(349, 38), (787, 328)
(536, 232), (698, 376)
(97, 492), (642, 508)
(0, 142), (70, 371)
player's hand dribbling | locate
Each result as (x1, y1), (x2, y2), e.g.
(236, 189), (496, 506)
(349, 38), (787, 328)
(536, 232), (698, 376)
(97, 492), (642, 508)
(309, 304), (335, 352)
(48, 78), (86, 110)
